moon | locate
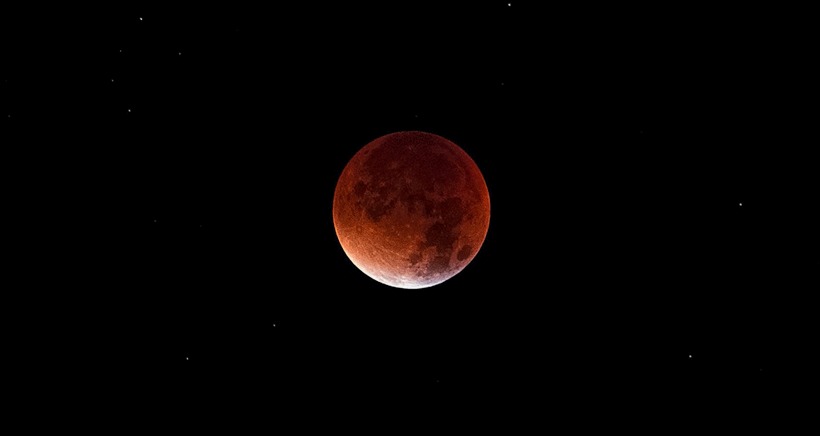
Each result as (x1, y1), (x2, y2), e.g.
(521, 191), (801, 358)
(333, 131), (490, 289)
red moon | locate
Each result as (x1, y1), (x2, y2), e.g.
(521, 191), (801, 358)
(333, 131), (490, 289)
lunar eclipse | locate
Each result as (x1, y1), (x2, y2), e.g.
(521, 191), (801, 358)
(333, 131), (491, 289)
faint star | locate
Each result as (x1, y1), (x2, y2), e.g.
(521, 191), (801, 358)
(153, 219), (157, 223)
(178, 52), (182, 56)
(273, 323), (277, 327)
(111, 79), (115, 82)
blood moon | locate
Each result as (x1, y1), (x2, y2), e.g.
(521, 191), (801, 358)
(333, 131), (490, 289)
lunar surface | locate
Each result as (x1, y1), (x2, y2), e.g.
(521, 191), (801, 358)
(333, 131), (490, 289)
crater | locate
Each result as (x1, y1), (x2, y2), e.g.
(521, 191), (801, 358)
(363, 196), (396, 222)
(425, 254), (451, 276)
(424, 222), (457, 252)
(408, 251), (422, 266)
(353, 181), (368, 197)
(437, 197), (465, 227)
(456, 244), (473, 261)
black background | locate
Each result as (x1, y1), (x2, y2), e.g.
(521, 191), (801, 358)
(3, 2), (816, 428)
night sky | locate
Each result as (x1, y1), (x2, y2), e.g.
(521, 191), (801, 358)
(4, 2), (816, 427)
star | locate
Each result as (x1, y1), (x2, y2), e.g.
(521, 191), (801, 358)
(272, 323), (277, 327)
(739, 202), (743, 206)
(178, 52), (182, 56)
(507, 3), (512, 6)
(153, 219), (157, 223)
(127, 109), (132, 113)
(688, 354), (693, 359)
(186, 357), (189, 360)
(139, 17), (143, 21)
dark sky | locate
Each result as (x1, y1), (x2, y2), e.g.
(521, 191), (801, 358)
(4, 2), (815, 428)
